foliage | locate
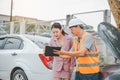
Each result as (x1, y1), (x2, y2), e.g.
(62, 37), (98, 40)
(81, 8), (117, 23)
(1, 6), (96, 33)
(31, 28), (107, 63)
(99, 52), (107, 67)
(26, 23), (35, 32)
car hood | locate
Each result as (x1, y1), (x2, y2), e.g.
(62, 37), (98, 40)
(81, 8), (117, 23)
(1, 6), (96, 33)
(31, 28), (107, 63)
(98, 22), (120, 60)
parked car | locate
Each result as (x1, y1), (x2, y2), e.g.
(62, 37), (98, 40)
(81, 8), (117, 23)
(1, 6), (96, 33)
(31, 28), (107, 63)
(98, 22), (120, 80)
(0, 34), (54, 80)
(2, 22), (119, 80)
(39, 32), (52, 38)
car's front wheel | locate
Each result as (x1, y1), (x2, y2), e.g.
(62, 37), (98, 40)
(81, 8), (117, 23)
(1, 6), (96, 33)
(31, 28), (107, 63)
(11, 69), (28, 80)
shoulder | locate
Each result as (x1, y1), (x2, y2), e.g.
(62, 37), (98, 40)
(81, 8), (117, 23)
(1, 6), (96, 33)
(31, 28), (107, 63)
(50, 36), (56, 40)
(85, 33), (94, 42)
(65, 35), (73, 40)
(86, 33), (93, 38)
(49, 36), (56, 43)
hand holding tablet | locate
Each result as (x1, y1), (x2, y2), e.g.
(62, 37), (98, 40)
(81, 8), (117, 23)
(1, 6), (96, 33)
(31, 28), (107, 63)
(44, 46), (61, 56)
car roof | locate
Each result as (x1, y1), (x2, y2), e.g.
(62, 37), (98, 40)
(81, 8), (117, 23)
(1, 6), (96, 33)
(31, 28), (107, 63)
(0, 34), (49, 38)
(0, 34), (22, 38)
(0, 34), (50, 42)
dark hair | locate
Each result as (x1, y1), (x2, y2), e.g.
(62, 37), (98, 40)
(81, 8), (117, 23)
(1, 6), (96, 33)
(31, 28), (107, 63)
(51, 23), (67, 35)
(69, 25), (83, 29)
(79, 25), (84, 29)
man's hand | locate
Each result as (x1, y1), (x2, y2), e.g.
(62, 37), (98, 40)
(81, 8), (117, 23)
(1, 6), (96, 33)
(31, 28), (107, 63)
(53, 50), (66, 55)
(59, 55), (71, 58)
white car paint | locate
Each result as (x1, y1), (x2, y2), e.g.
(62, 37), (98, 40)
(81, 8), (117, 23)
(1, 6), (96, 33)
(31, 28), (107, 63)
(0, 34), (53, 80)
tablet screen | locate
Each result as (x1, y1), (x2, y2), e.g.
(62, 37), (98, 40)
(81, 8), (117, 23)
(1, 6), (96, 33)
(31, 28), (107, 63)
(45, 46), (61, 56)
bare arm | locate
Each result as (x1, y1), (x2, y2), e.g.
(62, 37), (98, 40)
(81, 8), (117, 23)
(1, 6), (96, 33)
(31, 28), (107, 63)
(59, 55), (71, 58)
(54, 48), (88, 57)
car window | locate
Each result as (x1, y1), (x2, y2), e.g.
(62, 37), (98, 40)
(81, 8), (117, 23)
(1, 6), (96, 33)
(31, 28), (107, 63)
(4, 37), (23, 49)
(29, 39), (48, 49)
(0, 37), (6, 49)
(25, 35), (49, 49)
(35, 41), (48, 48)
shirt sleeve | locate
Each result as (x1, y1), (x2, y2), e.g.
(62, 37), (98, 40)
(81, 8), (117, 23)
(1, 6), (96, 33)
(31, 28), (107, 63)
(69, 37), (76, 67)
(82, 34), (95, 51)
(70, 37), (76, 52)
(70, 37), (73, 49)
(70, 57), (76, 67)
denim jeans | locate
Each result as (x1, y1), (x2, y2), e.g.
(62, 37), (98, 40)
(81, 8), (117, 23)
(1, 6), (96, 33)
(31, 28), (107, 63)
(75, 72), (100, 80)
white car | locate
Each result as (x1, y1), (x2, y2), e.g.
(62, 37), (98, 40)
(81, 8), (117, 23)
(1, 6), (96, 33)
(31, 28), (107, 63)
(0, 34), (53, 80)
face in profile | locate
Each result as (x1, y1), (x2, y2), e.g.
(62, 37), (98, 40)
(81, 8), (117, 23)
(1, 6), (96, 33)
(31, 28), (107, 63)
(70, 27), (77, 36)
(51, 28), (62, 39)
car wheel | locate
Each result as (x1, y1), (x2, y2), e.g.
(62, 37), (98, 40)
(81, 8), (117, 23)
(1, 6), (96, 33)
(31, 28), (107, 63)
(11, 69), (28, 80)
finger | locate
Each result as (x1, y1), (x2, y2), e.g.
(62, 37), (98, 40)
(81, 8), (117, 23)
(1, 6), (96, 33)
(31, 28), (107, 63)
(53, 51), (59, 54)
(53, 50), (60, 52)
(53, 51), (60, 54)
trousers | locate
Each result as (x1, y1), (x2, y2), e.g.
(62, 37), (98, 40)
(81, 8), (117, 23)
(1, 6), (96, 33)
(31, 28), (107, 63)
(75, 72), (100, 80)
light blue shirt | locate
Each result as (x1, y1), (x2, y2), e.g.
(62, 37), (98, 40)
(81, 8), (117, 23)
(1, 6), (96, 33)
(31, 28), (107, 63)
(70, 34), (95, 52)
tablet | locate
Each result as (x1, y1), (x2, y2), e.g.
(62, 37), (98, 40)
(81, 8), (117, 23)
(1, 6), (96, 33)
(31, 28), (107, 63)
(45, 46), (61, 56)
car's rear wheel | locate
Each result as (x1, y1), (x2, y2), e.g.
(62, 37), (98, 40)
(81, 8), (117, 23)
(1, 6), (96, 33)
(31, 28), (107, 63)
(11, 69), (28, 80)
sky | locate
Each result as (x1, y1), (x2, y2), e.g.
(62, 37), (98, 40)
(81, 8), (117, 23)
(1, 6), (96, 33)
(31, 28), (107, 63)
(0, 0), (116, 31)
(0, 0), (110, 20)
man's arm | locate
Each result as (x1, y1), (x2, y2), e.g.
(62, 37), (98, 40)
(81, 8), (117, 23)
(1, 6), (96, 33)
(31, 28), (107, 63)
(54, 47), (88, 57)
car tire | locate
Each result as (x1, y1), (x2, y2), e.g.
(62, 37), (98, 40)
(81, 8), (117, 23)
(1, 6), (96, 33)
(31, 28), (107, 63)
(11, 69), (28, 80)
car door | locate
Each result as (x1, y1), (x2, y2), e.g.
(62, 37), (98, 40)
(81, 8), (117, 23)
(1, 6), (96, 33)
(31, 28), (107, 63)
(0, 36), (23, 79)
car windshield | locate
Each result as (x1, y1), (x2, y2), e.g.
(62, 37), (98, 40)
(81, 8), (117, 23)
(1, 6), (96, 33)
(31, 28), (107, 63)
(25, 35), (50, 48)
